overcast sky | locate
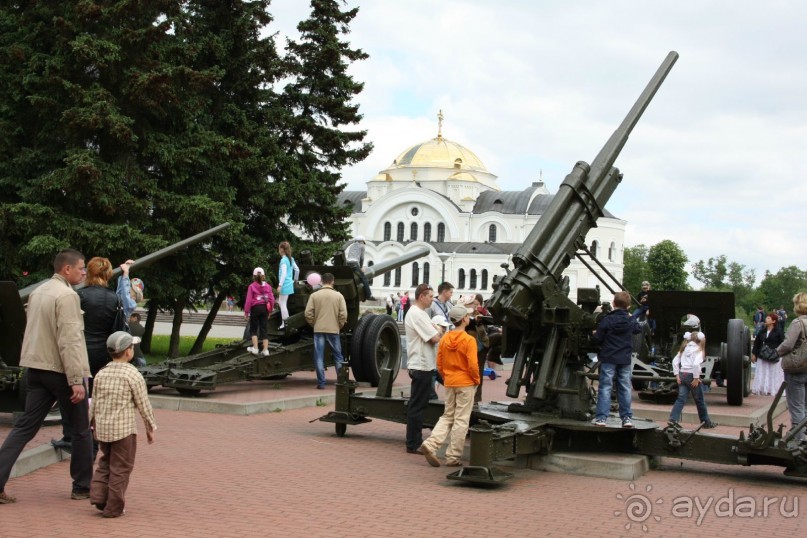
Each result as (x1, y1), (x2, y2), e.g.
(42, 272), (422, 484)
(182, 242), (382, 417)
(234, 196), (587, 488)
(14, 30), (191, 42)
(270, 0), (807, 286)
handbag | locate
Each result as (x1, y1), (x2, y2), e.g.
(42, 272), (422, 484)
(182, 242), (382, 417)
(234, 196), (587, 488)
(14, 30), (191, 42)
(758, 344), (779, 363)
(781, 319), (807, 373)
(112, 298), (130, 334)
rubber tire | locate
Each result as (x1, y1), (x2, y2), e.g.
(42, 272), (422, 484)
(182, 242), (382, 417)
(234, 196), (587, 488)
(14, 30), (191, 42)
(361, 315), (402, 387)
(741, 324), (752, 398)
(725, 319), (747, 406)
(335, 423), (347, 437)
(350, 314), (377, 382)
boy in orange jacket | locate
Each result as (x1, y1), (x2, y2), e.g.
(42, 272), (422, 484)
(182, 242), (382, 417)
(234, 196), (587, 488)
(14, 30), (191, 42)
(421, 304), (481, 467)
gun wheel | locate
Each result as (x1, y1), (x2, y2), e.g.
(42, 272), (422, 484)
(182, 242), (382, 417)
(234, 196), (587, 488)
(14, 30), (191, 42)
(349, 314), (377, 382)
(176, 388), (202, 397)
(361, 315), (402, 387)
(724, 319), (749, 406)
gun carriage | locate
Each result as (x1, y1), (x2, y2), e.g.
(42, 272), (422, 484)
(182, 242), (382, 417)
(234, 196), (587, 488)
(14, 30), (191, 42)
(139, 247), (429, 395)
(0, 223), (231, 414)
(318, 51), (807, 484)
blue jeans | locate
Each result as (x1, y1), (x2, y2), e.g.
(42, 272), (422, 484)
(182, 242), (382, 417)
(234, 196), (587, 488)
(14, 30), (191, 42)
(785, 371), (807, 442)
(595, 362), (632, 421)
(669, 372), (711, 423)
(313, 333), (344, 387)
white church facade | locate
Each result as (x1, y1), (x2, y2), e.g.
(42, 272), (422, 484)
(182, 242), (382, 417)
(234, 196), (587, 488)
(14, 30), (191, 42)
(337, 118), (626, 303)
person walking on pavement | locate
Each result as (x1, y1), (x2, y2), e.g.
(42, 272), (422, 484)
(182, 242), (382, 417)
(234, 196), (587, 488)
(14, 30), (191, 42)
(421, 303), (480, 467)
(0, 249), (94, 504)
(404, 283), (441, 454)
(304, 273), (347, 389)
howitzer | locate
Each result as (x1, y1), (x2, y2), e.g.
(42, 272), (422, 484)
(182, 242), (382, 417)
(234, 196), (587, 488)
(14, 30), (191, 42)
(140, 247), (429, 395)
(319, 51), (807, 484)
(0, 222), (231, 413)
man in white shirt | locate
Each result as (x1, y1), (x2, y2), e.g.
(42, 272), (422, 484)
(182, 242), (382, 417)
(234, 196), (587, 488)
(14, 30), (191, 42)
(404, 283), (440, 454)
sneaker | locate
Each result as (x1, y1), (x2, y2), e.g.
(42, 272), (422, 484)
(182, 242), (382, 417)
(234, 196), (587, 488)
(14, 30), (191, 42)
(71, 490), (90, 500)
(591, 418), (607, 427)
(0, 491), (16, 504)
(246, 346), (259, 355)
(622, 418), (634, 429)
(261, 349), (270, 357)
(702, 421), (718, 429)
(421, 445), (441, 467)
(445, 460), (463, 467)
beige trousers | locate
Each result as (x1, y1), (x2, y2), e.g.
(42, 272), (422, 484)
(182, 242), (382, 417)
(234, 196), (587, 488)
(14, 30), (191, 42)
(422, 385), (476, 463)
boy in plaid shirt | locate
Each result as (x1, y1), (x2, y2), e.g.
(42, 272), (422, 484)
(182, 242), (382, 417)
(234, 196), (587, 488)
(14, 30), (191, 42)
(89, 331), (157, 518)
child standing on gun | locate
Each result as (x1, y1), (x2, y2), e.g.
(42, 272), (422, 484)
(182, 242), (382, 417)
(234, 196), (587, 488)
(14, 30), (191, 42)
(668, 331), (717, 428)
(89, 331), (157, 518)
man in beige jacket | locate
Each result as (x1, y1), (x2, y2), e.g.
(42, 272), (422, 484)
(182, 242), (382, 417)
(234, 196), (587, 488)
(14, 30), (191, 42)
(304, 273), (347, 389)
(0, 249), (94, 505)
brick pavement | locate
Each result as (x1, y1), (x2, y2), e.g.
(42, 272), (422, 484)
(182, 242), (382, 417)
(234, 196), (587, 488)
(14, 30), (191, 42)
(0, 372), (804, 538)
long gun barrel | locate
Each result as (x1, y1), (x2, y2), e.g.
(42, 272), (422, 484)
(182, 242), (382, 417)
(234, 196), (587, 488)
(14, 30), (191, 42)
(488, 52), (678, 326)
(17, 222), (232, 302)
(363, 247), (430, 280)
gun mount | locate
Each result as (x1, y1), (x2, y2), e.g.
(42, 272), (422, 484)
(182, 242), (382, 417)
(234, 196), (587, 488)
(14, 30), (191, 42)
(0, 223), (231, 413)
(317, 51), (807, 484)
(140, 247), (429, 395)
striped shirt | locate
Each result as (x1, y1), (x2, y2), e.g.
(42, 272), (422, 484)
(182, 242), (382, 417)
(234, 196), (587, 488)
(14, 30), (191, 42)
(90, 362), (157, 443)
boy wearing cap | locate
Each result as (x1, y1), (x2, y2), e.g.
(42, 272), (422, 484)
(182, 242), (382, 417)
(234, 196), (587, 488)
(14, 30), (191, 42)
(89, 331), (157, 518)
(421, 303), (480, 467)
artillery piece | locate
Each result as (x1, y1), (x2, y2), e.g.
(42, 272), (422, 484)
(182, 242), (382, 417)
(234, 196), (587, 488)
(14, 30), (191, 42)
(0, 223), (231, 414)
(140, 247), (429, 395)
(319, 51), (807, 483)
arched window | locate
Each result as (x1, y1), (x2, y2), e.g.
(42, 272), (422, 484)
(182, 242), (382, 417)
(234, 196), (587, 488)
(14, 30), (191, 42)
(437, 223), (446, 242)
(423, 223), (432, 242)
(481, 269), (488, 290)
(410, 222), (418, 241)
(383, 222), (391, 241)
(423, 262), (430, 286)
(394, 267), (401, 287)
(384, 272), (391, 286)
(396, 222), (404, 242)
(470, 269), (477, 289)
(488, 224), (497, 243)
(590, 240), (599, 259)
(608, 242), (616, 262)
(411, 262), (419, 287)
(458, 269), (466, 289)
(367, 261), (374, 284)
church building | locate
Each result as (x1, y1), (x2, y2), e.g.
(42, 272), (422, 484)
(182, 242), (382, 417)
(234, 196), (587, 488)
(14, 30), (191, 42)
(337, 113), (626, 303)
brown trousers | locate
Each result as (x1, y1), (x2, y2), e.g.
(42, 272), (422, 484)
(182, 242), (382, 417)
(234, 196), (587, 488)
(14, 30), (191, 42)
(90, 434), (137, 517)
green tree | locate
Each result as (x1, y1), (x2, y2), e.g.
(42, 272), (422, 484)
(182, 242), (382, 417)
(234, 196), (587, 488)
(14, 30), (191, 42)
(280, 0), (373, 250)
(757, 266), (807, 316)
(622, 244), (648, 296)
(646, 240), (689, 291)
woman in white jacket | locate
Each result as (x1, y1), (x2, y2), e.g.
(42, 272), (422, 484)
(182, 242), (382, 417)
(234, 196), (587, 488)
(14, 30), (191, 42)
(668, 331), (717, 428)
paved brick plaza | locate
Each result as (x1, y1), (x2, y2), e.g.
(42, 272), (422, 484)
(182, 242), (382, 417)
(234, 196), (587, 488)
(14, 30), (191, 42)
(1, 370), (803, 537)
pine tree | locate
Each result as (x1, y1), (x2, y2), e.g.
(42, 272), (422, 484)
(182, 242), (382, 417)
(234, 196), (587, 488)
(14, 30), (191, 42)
(281, 0), (372, 249)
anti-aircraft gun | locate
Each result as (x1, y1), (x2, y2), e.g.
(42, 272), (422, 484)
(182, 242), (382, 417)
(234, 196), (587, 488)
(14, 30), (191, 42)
(139, 247), (429, 394)
(0, 223), (231, 414)
(319, 51), (807, 483)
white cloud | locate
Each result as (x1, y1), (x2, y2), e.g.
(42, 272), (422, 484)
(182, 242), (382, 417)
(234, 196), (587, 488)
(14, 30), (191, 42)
(271, 0), (807, 283)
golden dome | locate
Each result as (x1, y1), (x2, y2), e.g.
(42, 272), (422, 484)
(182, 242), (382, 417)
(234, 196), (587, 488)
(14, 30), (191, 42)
(392, 135), (488, 173)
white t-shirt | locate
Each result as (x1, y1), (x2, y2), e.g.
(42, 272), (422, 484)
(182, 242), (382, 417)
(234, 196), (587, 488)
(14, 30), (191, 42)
(404, 304), (438, 371)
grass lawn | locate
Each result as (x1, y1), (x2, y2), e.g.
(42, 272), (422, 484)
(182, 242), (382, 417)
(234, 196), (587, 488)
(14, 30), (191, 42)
(144, 335), (240, 363)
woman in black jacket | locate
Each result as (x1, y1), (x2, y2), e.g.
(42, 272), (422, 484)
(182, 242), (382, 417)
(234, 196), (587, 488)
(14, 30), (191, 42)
(77, 257), (118, 380)
(751, 312), (785, 395)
